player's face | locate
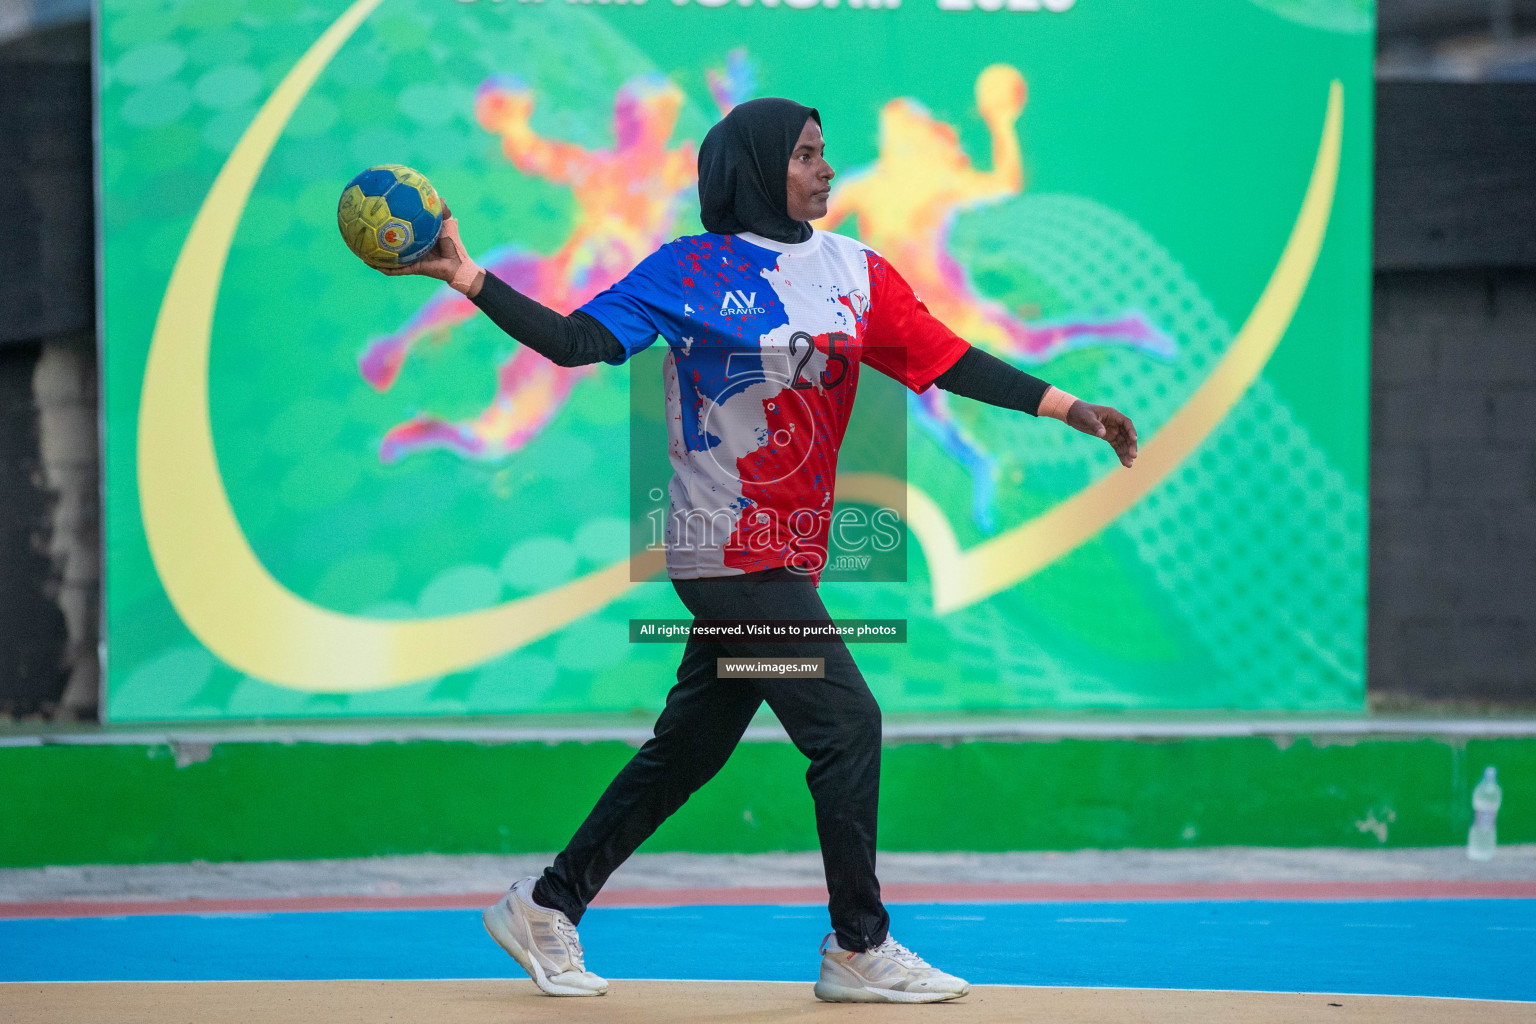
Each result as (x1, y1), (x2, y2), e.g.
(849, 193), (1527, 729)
(786, 117), (835, 222)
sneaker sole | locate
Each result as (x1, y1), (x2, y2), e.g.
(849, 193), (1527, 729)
(813, 979), (969, 1004)
(481, 898), (606, 997)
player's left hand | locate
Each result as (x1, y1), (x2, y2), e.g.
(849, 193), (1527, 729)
(1067, 401), (1138, 468)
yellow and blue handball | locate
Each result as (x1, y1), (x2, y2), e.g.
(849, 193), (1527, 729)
(337, 164), (443, 269)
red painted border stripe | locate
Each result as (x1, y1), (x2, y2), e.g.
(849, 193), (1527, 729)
(0, 892), (506, 919)
(2, 880), (1533, 920)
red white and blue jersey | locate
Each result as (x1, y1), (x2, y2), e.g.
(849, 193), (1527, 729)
(580, 229), (970, 580)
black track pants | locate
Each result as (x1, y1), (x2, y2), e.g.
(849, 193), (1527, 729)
(532, 566), (890, 952)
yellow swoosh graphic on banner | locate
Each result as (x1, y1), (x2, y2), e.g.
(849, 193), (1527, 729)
(137, 0), (1341, 692)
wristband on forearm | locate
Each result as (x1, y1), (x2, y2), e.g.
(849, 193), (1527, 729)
(1037, 386), (1080, 421)
(437, 216), (483, 295)
(930, 346), (1051, 414)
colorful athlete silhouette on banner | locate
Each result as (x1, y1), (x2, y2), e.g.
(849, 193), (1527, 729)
(817, 65), (1174, 530)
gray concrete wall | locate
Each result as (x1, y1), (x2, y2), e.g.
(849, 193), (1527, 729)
(1371, 269), (1536, 706)
(0, 20), (93, 345)
(0, 343), (69, 716)
(0, 334), (97, 719)
(34, 334), (101, 718)
(1, 20), (97, 717)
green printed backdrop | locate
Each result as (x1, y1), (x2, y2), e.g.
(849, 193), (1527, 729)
(101, 0), (1374, 721)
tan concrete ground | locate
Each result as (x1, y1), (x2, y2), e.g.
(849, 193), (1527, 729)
(3, 980), (1529, 1024)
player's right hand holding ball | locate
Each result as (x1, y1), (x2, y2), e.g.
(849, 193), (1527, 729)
(377, 203), (485, 297)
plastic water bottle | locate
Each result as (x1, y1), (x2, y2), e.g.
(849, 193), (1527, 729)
(1467, 766), (1502, 861)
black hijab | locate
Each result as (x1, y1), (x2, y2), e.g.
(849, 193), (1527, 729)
(698, 97), (821, 244)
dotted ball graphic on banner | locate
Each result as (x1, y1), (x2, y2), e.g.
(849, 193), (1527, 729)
(337, 165), (443, 269)
(999, 193), (1366, 705)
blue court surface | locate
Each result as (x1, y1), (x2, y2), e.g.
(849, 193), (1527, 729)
(4, 899), (1534, 1003)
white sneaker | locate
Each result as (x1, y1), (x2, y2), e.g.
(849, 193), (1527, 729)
(481, 877), (608, 996)
(814, 932), (970, 1003)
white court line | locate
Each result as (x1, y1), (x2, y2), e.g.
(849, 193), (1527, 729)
(914, 915), (985, 921)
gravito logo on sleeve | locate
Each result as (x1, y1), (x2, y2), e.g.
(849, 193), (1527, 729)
(720, 290), (766, 316)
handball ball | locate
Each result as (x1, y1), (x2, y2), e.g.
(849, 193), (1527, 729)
(337, 164), (443, 269)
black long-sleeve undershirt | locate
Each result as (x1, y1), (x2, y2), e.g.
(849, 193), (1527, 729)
(470, 270), (626, 367)
(470, 269), (1053, 414)
(931, 345), (1052, 416)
